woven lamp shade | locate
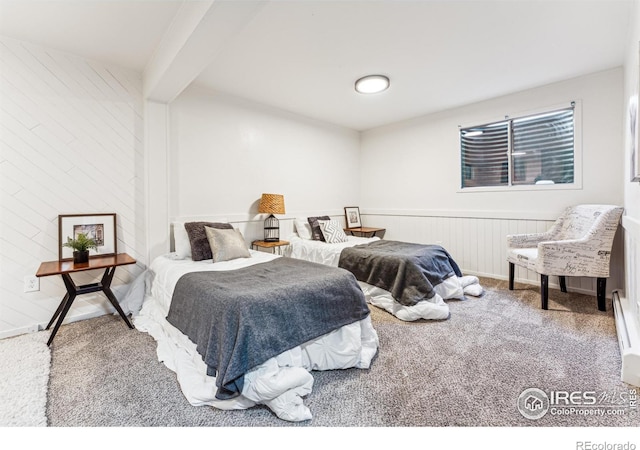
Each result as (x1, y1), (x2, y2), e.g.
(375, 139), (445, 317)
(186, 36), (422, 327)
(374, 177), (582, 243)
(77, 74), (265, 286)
(258, 194), (285, 214)
(258, 194), (285, 242)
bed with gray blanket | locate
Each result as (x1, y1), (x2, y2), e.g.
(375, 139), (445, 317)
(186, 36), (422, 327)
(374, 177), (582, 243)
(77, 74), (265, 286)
(166, 257), (371, 400)
(133, 249), (379, 422)
(338, 240), (462, 306)
(287, 234), (484, 321)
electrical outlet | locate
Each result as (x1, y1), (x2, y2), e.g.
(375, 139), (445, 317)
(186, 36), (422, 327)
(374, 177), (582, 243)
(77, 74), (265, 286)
(24, 275), (40, 292)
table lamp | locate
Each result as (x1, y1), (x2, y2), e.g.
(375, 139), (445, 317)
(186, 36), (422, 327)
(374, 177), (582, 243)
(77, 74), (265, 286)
(258, 193), (285, 242)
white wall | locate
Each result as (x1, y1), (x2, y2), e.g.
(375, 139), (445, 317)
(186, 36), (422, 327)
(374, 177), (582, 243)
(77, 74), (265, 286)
(622, 0), (640, 329)
(360, 68), (625, 294)
(0, 38), (145, 338)
(168, 85), (361, 241)
(361, 68), (623, 215)
(624, 2), (640, 222)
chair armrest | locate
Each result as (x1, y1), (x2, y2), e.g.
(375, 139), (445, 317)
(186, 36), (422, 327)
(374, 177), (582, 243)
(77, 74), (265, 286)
(536, 238), (613, 277)
(506, 232), (553, 249)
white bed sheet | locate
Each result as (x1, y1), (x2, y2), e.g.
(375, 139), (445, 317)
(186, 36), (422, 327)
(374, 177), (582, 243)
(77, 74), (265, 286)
(286, 235), (484, 321)
(134, 250), (378, 422)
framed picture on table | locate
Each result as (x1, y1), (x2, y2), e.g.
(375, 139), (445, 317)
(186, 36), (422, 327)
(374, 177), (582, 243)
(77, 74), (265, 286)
(344, 206), (362, 228)
(58, 213), (116, 261)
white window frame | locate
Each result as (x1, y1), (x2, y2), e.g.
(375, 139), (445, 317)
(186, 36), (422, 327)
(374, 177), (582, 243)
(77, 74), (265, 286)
(458, 101), (582, 193)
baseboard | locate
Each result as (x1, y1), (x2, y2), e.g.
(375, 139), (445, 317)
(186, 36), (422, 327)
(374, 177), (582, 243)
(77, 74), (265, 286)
(0, 324), (41, 340)
(463, 270), (609, 299)
(612, 290), (640, 387)
(0, 309), (113, 341)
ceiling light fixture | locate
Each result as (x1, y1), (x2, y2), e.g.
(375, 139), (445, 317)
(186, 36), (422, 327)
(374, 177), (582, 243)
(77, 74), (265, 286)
(355, 75), (390, 94)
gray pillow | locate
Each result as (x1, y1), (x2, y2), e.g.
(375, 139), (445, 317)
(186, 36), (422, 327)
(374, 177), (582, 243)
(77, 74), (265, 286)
(307, 216), (330, 241)
(205, 226), (251, 263)
(184, 221), (233, 261)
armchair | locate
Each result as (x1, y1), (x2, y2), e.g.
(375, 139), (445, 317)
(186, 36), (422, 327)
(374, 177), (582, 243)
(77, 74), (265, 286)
(506, 204), (623, 311)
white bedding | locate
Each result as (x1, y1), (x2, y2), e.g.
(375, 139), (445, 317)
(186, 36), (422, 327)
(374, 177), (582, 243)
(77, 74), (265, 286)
(286, 234), (484, 321)
(133, 250), (379, 422)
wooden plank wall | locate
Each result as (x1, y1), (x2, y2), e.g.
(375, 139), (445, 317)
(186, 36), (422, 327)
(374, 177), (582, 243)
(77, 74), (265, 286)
(0, 37), (145, 338)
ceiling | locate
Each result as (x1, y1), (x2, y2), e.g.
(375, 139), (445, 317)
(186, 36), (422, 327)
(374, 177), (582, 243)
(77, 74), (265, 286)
(0, 0), (634, 131)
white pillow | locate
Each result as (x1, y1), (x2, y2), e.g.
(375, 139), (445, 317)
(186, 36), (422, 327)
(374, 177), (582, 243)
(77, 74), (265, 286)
(294, 218), (313, 240)
(318, 219), (348, 244)
(172, 222), (191, 259)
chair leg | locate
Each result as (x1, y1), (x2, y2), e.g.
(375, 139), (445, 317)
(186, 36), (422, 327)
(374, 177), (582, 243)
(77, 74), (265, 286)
(559, 276), (567, 293)
(597, 278), (607, 312)
(541, 275), (549, 310)
(509, 263), (514, 290)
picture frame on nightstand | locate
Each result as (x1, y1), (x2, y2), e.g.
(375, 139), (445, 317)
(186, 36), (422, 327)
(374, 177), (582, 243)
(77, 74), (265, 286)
(344, 206), (362, 228)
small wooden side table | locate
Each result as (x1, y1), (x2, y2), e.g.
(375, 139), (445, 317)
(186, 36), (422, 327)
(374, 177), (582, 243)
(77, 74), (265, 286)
(345, 227), (386, 238)
(36, 253), (137, 346)
(251, 240), (290, 255)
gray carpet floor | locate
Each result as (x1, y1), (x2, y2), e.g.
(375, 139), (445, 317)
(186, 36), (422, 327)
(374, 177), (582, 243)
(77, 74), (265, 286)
(46, 277), (639, 427)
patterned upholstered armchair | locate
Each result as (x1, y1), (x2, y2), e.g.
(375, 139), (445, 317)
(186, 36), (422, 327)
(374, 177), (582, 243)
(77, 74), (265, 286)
(506, 204), (623, 311)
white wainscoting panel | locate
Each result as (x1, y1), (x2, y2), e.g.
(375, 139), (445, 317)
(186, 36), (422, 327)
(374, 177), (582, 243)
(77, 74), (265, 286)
(0, 38), (145, 339)
(362, 212), (625, 297)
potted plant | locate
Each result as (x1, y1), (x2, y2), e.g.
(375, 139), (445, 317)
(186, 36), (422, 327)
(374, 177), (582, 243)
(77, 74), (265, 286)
(63, 233), (98, 264)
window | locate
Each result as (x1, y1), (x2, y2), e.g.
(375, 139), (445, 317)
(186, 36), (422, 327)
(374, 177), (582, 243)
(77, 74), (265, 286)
(460, 103), (576, 189)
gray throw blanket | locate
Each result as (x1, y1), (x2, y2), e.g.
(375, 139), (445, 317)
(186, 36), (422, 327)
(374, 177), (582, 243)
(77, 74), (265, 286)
(338, 240), (462, 307)
(166, 257), (370, 400)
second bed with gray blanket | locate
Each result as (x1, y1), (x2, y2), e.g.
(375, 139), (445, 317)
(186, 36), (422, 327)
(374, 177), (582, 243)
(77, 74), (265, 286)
(166, 257), (370, 400)
(338, 240), (463, 306)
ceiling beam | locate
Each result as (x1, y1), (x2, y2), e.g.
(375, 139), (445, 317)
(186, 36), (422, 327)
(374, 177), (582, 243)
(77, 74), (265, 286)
(142, 0), (266, 103)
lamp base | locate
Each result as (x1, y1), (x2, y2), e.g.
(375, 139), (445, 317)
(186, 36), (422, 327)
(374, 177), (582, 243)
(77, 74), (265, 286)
(264, 214), (280, 242)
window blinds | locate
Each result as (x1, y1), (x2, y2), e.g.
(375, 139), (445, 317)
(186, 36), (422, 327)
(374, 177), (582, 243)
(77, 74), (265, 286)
(511, 108), (574, 185)
(460, 106), (574, 188)
(461, 122), (509, 188)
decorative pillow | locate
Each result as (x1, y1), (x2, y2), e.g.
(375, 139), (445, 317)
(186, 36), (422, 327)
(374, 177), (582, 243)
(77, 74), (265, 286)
(294, 218), (313, 240)
(172, 223), (191, 259)
(307, 216), (331, 241)
(184, 221), (233, 261)
(205, 226), (251, 263)
(318, 219), (349, 244)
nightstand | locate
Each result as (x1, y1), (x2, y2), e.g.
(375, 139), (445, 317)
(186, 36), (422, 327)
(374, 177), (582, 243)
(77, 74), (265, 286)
(345, 227), (385, 238)
(36, 253), (137, 346)
(251, 240), (290, 255)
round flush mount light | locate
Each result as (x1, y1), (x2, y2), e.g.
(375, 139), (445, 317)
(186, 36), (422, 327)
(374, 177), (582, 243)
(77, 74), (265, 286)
(355, 75), (390, 94)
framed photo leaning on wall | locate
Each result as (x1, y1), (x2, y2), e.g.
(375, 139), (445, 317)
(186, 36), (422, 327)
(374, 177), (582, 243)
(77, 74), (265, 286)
(344, 206), (362, 228)
(58, 213), (117, 261)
